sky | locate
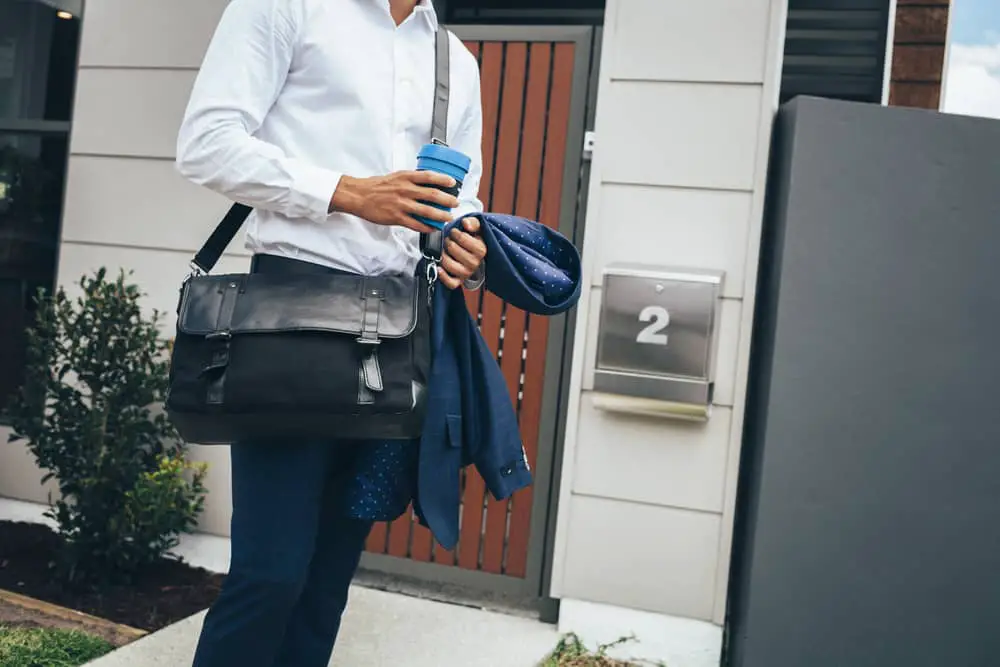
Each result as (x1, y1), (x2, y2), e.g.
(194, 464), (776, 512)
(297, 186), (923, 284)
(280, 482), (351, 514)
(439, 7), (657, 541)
(941, 0), (1000, 119)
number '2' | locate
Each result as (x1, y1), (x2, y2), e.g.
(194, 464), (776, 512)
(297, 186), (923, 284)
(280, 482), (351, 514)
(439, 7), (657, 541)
(637, 306), (670, 346)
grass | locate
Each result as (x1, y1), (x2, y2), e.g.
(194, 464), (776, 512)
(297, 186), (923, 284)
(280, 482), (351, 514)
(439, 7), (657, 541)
(0, 624), (114, 667)
(540, 633), (667, 667)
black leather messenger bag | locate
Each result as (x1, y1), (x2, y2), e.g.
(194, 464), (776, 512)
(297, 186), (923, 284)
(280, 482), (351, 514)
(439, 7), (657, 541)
(165, 28), (453, 445)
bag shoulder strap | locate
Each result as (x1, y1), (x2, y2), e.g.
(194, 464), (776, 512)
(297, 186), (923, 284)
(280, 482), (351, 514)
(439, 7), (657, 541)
(190, 26), (453, 275)
(431, 27), (450, 146)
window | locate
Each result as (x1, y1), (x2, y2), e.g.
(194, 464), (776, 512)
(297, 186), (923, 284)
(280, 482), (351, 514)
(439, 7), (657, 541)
(0, 0), (81, 412)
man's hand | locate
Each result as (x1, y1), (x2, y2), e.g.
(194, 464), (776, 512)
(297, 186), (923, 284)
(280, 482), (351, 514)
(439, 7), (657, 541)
(330, 171), (459, 233)
(438, 217), (486, 290)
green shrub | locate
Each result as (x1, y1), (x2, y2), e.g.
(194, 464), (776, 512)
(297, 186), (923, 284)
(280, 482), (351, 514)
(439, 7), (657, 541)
(0, 625), (114, 667)
(6, 268), (207, 586)
(540, 634), (666, 667)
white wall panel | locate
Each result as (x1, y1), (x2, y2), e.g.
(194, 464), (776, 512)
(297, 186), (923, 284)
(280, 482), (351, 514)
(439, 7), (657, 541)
(0, 430), (57, 505)
(573, 397), (734, 513)
(599, 81), (763, 191)
(591, 184), (753, 298)
(187, 444), (233, 537)
(62, 156), (246, 255)
(712, 299), (743, 408)
(611, 0), (773, 83)
(79, 0), (224, 69)
(560, 495), (721, 621)
(550, 0), (789, 637)
(69, 69), (194, 158)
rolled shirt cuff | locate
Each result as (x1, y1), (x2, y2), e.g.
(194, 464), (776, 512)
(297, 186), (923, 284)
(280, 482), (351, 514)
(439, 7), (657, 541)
(294, 165), (345, 223)
(463, 261), (485, 291)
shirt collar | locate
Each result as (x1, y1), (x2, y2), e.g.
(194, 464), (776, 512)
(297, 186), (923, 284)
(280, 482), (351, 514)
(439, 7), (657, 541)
(379, 0), (439, 31)
(416, 0), (440, 31)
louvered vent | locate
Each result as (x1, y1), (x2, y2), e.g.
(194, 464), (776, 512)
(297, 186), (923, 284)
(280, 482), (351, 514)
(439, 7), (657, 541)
(783, 0), (892, 103)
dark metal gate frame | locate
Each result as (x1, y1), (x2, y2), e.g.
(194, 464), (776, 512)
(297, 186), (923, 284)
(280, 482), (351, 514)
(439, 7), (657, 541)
(357, 24), (600, 610)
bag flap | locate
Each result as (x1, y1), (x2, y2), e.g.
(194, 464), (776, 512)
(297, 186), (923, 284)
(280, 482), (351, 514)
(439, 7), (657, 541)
(177, 272), (419, 339)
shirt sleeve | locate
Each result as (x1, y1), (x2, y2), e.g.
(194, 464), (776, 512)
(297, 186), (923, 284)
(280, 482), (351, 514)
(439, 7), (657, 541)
(175, 0), (342, 224)
(451, 64), (487, 291)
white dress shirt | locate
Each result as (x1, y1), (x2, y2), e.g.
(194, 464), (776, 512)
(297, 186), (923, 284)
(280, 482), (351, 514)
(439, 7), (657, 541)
(176, 0), (484, 276)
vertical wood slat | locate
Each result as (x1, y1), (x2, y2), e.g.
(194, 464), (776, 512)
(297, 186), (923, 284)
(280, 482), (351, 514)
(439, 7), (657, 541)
(386, 511), (411, 558)
(504, 42), (574, 578)
(409, 515), (434, 563)
(366, 521), (388, 554)
(479, 42), (529, 575)
(463, 41), (486, 320)
(455, 40), (504, 572)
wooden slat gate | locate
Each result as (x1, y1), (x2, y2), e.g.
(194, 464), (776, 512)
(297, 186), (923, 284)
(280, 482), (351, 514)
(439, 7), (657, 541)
(360, 25), (596, 601)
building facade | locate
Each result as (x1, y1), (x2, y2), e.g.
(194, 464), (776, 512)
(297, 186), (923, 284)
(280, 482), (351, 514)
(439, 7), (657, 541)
(0, 0), (954, 664)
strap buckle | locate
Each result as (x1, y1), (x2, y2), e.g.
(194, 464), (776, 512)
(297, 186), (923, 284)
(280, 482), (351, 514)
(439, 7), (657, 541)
(186, 261), (206, 282)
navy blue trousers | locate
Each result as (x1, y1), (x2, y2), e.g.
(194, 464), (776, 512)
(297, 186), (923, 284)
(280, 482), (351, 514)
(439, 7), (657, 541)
(191, 440), (375, 667)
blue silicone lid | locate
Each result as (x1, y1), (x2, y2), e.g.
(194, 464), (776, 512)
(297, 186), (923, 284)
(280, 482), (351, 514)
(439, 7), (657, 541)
(417, 143), (472, 173)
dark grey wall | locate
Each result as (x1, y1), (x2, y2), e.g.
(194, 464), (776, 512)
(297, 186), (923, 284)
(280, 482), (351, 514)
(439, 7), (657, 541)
(726, 97), (1000, 667)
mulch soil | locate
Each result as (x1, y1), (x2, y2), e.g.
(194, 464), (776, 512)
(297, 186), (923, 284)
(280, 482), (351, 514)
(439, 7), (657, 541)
(0, 520), (224, 632)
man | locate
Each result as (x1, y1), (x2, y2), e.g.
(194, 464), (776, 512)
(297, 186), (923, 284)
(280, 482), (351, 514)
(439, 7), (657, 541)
(174, 1), (486, 665)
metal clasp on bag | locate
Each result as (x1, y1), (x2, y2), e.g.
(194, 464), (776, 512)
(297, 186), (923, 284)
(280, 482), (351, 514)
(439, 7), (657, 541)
(425, 259), (439, 306)
(185, 261), (206, 283)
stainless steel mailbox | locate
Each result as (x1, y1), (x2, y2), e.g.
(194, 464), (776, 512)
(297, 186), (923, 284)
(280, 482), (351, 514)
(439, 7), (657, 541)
(593, 264), (725, 421)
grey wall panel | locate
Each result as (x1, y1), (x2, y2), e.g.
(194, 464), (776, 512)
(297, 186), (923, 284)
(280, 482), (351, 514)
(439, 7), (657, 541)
(61, 156), (245, 254)
(79, 0), (225, 69)
(610, 0), (772, 83)
(560, 495), (722, 621)
(599, 81), (763, 190)
(70, 69), (194, 158)
(727, 97), (1000, 667)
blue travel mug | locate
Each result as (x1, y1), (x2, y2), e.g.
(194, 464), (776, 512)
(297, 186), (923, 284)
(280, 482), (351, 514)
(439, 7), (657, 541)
(414, 143), (472, 230)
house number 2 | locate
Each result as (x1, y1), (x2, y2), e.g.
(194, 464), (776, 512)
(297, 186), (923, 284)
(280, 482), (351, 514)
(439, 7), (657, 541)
(636, 306), (670, 346)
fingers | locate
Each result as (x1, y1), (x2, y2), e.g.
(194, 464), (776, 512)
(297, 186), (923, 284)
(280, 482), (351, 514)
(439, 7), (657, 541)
(438, 231), (485, 291)
(406, 170), (457, 190)
(449, 227), (486, 259)
(437, 266), (463, 290)
(444, 238), (477, 271)
(439, 253), (470, 282)
(460, 217), (481, 234)
(406, 201), (453, 226)
(408, 184), (459, 210)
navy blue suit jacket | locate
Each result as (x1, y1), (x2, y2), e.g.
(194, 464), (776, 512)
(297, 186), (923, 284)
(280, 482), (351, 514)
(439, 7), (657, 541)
(416, 213), (582, 550)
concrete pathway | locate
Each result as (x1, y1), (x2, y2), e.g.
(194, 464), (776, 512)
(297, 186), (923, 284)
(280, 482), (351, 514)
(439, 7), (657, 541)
(1, 498), (559, 666)
(84, 586), (559, 667)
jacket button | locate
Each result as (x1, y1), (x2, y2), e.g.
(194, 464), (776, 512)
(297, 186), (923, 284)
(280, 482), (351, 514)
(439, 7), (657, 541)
(502, 466), (513, 476)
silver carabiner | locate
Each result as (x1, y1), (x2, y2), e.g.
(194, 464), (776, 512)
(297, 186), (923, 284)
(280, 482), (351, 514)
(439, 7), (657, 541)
(426, 260), (439, 305)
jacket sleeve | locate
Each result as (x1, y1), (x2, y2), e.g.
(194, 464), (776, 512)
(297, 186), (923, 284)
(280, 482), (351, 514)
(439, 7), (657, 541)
(175, 0), (342, 224)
